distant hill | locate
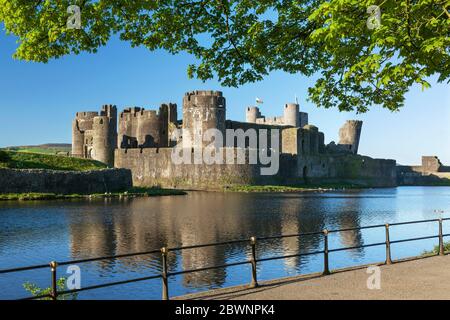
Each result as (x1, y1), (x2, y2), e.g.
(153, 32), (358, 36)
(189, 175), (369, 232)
(0, 150), (106, 171)
(1, 144), (71, 155)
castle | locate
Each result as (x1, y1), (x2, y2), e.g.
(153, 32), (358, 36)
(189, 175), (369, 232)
(72, 105), (117, 167)
(397, 156), (450, 185)
(72, 90), (396, 189)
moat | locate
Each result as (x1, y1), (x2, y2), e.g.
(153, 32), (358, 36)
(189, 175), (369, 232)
(1, 186), (450, 299)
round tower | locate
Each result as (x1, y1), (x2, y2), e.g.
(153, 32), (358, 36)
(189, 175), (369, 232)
(246, 106), (260, 123)
(182, 90), (226, 149)
(137, 110), (160, 147)
(92, 116), (114, 166)
(102, 104), (117, 151)
(283, 103), (300, 127)
(338, 120), (363, 154)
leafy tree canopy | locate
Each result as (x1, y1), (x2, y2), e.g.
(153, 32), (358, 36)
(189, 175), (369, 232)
(1, 0), (449, 112)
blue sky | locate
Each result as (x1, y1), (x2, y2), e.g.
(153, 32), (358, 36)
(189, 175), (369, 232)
(0, 32), (449, 165)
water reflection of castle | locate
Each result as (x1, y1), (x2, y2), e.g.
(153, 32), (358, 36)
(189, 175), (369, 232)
(69, 193), (365, 287)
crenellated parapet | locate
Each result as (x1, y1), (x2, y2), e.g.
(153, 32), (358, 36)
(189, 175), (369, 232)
(118, 103), (178, 149)
(246, 102), (308, 128)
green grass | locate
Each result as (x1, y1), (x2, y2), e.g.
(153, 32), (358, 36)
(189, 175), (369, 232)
(127, 187), (187, 196)
(12, 147), (66, 155)
(423, 241), (450, 256)
(423, 180), (450, 186)
(2, 144), (71, 155)
(0, 150), (106, 171)
(224, 183), (365, 193)
(0, 188), (187, 201)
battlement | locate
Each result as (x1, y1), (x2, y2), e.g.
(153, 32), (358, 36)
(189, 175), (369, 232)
(101, 104), (116, 110)
(246, 102), (306, 128)
(120, 108), (165, 121)
(93, 115), (109, 126)
(100, 104), (117, 118)
(76, 111), (98, 119)
(120, 107), (143, 119)
(255, 116), (285, 125)
(183, 90), (226, 108)
(139, 109), (158, 119)
(185, 90), (223, 97)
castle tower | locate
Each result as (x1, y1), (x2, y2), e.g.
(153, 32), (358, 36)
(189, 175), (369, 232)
(246, 106), (260, 123)
(72, 112), (98, 158)
(92, 105), (117, 166)
(283, 103), (300, 127)
(101, 104), (117, 151)
(136, 110), (160, 147)
(182, 90), (226, 149)
(338, 120), (363, 154)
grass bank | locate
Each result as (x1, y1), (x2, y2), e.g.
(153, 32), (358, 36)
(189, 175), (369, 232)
(2, 144), (71, 155)
(423, 241), (450, 256)
(0, 150), (106, 171)
(0, 187), (187, 201)
(224, 183), (366, 193)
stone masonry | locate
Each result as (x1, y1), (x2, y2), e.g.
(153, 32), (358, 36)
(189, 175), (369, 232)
(0, 168), (132, 194)
(73, 90), (397, 189)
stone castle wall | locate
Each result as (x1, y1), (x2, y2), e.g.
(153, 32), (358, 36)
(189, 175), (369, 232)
(0, 168), (132, 194)
(115, 148), (396, 189)
(72, 90), (397, 189)
(114, 148), (290, 189)
(397, 156), (450, 185)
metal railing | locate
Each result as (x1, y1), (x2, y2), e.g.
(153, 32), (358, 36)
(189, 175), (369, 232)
(1, 217), (449, 300)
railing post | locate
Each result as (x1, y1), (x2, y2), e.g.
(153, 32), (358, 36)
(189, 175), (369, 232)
(323, 229), (330, 275)
(250, 236), (258, 288)
(50, 261), (58, 301)
(439, 219), (445, 256)
(161, 247), (169, 301)
(385, 224), (392, 265)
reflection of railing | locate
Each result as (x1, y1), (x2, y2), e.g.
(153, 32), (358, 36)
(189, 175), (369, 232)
(1, 217), (449, 300)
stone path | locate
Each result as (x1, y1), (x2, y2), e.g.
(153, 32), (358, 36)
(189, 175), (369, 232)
(176, 255), (450, 300)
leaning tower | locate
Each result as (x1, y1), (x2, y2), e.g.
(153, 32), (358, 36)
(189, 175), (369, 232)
(338, 120), (363, 154)
(182, 90), (226, 149)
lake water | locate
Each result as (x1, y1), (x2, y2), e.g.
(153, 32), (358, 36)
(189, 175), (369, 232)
(1, 186), (450, 299)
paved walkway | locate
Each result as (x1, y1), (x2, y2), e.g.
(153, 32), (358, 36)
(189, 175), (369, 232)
(176, 255), (450, 300)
